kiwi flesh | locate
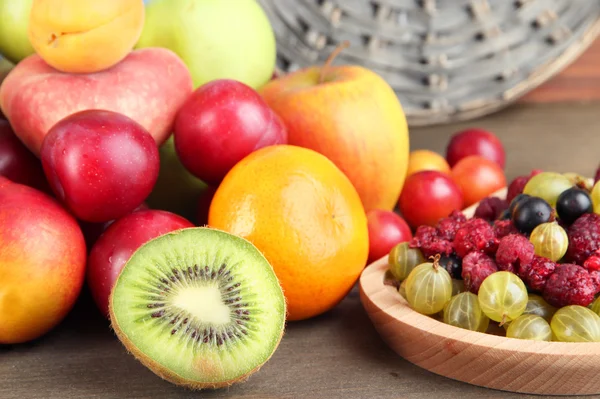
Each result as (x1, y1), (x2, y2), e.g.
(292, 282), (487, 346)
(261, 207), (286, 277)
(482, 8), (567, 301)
(109, 227), (286, 389)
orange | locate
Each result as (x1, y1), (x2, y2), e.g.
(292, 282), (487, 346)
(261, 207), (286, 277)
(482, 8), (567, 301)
(406, 149), (451, 177)
(208, 145), (369, 321)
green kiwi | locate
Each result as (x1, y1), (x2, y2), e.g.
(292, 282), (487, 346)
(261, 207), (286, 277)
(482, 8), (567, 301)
(109, 227), (286, 390)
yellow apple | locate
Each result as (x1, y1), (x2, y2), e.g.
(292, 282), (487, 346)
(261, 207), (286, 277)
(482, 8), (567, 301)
(259, 48), (409, 211)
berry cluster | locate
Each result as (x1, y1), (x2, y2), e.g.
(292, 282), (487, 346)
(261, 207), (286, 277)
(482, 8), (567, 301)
(408, 170), (600, 310)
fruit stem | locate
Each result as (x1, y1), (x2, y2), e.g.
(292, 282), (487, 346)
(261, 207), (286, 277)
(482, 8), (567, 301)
(499, 314), (507, 327)
(429, 254), (441, 271)
(319, 40), (350, 84)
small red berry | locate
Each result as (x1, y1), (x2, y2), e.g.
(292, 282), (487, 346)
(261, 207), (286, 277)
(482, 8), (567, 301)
(453, 218), (498, 258)
(594, 165), (600, 184)
(462, 252), (498, 294)
(409, 225), (453, 258)
(436, 210), (467, 241)
(495, 234), (534, 274)
(493, 219), (519, 239)
(474, 197), (508, 222)
(584, 253), (600, 272)
(565, 213), (600, 265)
(543, 264), (596, 308)
(518, 255), (556, 293)
(506, 176), (529, 204)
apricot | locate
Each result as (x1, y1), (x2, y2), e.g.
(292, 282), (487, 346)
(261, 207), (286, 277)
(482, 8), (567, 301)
(28, 0), (145, 73)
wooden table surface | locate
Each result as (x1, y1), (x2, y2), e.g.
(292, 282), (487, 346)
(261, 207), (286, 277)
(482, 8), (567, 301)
(2, 101), (599, 399)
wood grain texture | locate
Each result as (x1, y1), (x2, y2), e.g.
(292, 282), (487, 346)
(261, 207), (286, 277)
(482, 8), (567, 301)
(523, 39), (600, 103)
(3, 102), (600, 399)
(359, 187), (600, 396)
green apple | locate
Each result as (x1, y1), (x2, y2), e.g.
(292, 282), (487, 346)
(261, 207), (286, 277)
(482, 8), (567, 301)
(146, 135), (209, 221)
(136, 0), (276, 89)
(0, 0), (35, 63)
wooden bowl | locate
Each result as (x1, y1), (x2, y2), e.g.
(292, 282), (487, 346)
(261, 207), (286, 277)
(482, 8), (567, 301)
(359, 188), (600, 396)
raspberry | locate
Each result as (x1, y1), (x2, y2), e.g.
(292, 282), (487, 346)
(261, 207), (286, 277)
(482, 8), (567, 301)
(590, 270), (600, 294)
(518, 255), (556, 292)
(493, 219), (519, 239)
(474, 197), (508, 222)
(495, 234), (534, 274)
(565, 213), (600, 265)
(584, 252), (600, 271)
(543, 264), (596, 308)
(506, 176), (528, 204)
(453, 218), (498, 258)
(409, 225), (453, 258)
(436, 210), (467, 241)
(462, 252), (498, 294)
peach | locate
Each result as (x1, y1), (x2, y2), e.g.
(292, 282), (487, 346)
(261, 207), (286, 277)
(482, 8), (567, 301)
(28, 0), (145, 73)
(0, 178), (86, 344)
(0, 48), (193, 156)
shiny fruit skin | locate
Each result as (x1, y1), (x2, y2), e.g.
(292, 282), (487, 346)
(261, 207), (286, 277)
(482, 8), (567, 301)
(477, 271), (528, 323)
(592, 181), (600, 215)
(446, 128), (505, 169)
(398, 170), (464, 228)
(79, 202), (148, 249)
(259, 65), (410, 212)
(0, 119), (48, 191)
(523, 172), (573, 208)
(451, 155), (506, 207)
(367, 210), (412, 263)
(590, 296), (600, 316)
(388, 242), (425, 281)
(40, 110), (160, 223)
(406, 149), (450, 177)
(556, 187), (593, 225)
(173, 79), (287, 185)
(524, 294), (556, 322)
(529, 222), (568, 262)
(443, 292), (489, 332)
(551, 305), (600, 342)
(512, 197), (553, 234)
(506, 314), (552, 341)
(87, 210), (193, 317)
(405, 261), (453, 315)
(208, 145), (369, 321)
(0, 179), (86, 344)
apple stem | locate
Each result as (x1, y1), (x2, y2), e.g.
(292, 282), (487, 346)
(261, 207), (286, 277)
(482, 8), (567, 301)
(319, 40), (350, 84)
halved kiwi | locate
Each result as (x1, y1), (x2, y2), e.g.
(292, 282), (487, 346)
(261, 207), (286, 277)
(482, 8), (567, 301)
(109, 227), (286, 389)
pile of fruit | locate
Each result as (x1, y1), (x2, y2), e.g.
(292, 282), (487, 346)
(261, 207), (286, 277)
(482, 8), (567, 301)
(0, 0), (413, 391)
(387, 168), (600, 343)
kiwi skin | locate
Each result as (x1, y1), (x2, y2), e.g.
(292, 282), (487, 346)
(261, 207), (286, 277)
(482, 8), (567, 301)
(108, 227), (287, 390)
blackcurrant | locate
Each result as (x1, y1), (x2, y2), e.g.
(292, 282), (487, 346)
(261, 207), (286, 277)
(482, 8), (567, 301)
(512, 197), (553, 234)
(556, 187), (593, 225)
(509, 193), (531, 217)
(439, 254), (463, 280)
(497, 209), (511, 221)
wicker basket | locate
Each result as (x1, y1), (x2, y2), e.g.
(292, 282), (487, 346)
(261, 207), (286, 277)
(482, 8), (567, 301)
(258, 0), (600, 126)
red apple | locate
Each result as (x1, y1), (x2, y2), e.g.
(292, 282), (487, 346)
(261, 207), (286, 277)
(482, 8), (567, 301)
(87, 209), (194, 317)
(0, 179), (86, 344)
(174, 79), (287, 185)
(40, 110), (160, 223)
(196, 185), (217, 226)
(446, 128), (505, 169)
(366, 210), (412, 263)
(0, 119), (49, 191)
(398, 170), (464, 228)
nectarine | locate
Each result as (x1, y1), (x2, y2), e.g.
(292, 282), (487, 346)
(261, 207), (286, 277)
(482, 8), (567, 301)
(0, 48), (193, 156)
(0, 179), (86, 344)
(28, 0), (145, 73)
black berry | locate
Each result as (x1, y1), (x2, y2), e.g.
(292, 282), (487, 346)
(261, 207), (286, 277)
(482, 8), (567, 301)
(439, 254), (462, 280)
(509, 193), (531, 217)
(497, 209), (510, 221)
(556, 187), (593, 225)
(512, 197), (553, 234)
